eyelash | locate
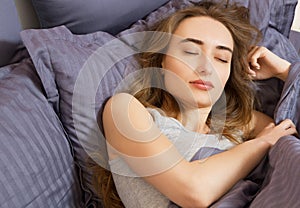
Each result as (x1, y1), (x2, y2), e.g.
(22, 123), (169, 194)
(217, 58), (228, 63)
(184, 50), (229, 63)
(184, 51), (199, 55)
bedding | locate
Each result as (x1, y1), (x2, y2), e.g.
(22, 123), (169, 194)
(3, 0), (299, 207)
(31, 0), (169, 35)
(186, 135), (300, 208)
(21, 25), (136, 207)
(0, 0), (22, 67)
(0, 58), (82, 207)
(275, 62), (300, 132)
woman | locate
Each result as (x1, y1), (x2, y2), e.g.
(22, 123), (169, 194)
(98, 1), (296, 207)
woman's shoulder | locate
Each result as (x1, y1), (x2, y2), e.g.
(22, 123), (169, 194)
(104, 92), (139, 106)
(103, 93), (146, 117)
(102, 92), (172, 160)
(102, 93), (160, 143)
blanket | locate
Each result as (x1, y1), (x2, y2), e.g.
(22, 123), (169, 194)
(169, 62), (300, 208)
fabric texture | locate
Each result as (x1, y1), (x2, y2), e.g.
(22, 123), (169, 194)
(275, 62), (300, 131)
(31, 0), (169, 35)
(0, 58), (82, 208)
(21, 25), (137, 207)
(0, 0), (22, 67)
(19, 0), (299, 207)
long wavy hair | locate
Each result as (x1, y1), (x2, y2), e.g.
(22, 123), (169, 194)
(93, 1), (262, 207)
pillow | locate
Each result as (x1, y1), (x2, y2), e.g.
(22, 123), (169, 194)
(31, 0), (169, 35)
(21, 0), (299, 206)
(0, 58), (82, 207)
(21, 25), (138, 207)
(0, 0), (22, 67)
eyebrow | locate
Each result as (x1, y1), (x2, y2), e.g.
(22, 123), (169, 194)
(179, 38), (233, 54)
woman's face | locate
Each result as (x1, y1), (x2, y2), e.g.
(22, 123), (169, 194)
(162, 16), (234, 110)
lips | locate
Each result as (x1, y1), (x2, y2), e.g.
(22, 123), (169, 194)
(189, 79), (214, 90)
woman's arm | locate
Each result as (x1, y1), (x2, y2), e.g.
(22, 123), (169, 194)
(248, 46), (291, 81)
(103, 93), (296, 207)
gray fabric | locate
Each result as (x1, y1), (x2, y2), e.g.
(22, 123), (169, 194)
(183, 135), (300, 208)
(110, 108), (235, 208)
(169, 147), (265, 208)
(290, 30), (300, 55)
(0, 0), (22, 67)
(0, 59), (82, 207)
(31, 0), (169, 35)
(21, 25), (137, 207)
(275, 62), (300, 132)
(254, 28), (300, 117)
(249, 135), (300, 208)
(18, 1), (299, 206)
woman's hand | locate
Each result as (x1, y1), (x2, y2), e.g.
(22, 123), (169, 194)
(255, 119), (297, 146)
(247, 46), (291, 81)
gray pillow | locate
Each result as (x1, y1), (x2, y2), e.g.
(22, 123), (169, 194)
(0, 0), (22, 67)
(31, 0), (169, 35)
(20, 1), (299, 206)
(21, 26), (137, 207)
(0, 58), (82, 207)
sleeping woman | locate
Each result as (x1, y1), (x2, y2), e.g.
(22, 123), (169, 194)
(98, 1), (297, 207)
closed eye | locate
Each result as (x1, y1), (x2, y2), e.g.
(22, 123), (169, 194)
(216, 57), (229, 63)
(184, 51), (199, 55)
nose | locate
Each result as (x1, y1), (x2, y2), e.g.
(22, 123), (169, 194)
(195, 53), (213, 75)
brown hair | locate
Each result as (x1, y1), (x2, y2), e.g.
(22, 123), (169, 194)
(135, 1), (261, 142)
(94, 1), (262, 207)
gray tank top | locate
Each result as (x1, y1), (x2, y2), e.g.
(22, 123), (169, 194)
(109, 108), (236, 208)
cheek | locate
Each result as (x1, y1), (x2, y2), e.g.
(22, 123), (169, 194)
(163, 70), (186, 93)
(162, 54), (195, 75)
(218, 65), (231, 87)
(163, 70), (195, 104)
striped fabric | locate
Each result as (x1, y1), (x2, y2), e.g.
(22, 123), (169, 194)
(250, 135), (300, 208)
(17, 1), (299, 207)
(21, 26), (131, 207)
(275, 62), (300, 132)
(0, 59), (82, 208)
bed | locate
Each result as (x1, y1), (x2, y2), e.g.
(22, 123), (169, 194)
(0, 0), (300, 207)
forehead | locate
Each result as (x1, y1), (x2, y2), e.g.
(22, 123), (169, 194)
(173, 16), (234, 49)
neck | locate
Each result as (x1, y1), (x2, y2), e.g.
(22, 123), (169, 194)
(177, 107), (211, 134)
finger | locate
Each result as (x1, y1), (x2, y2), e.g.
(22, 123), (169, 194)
(279, 120), (297, 137)
(246, 48), (257, 75)
(246, 66), (256, 78)
(247, 46), (259, 60)
(247, 46), (260, 63)
(248, 46), (267, 70)
(279, 119), (296, 130)
(285, 126), (298, 137)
